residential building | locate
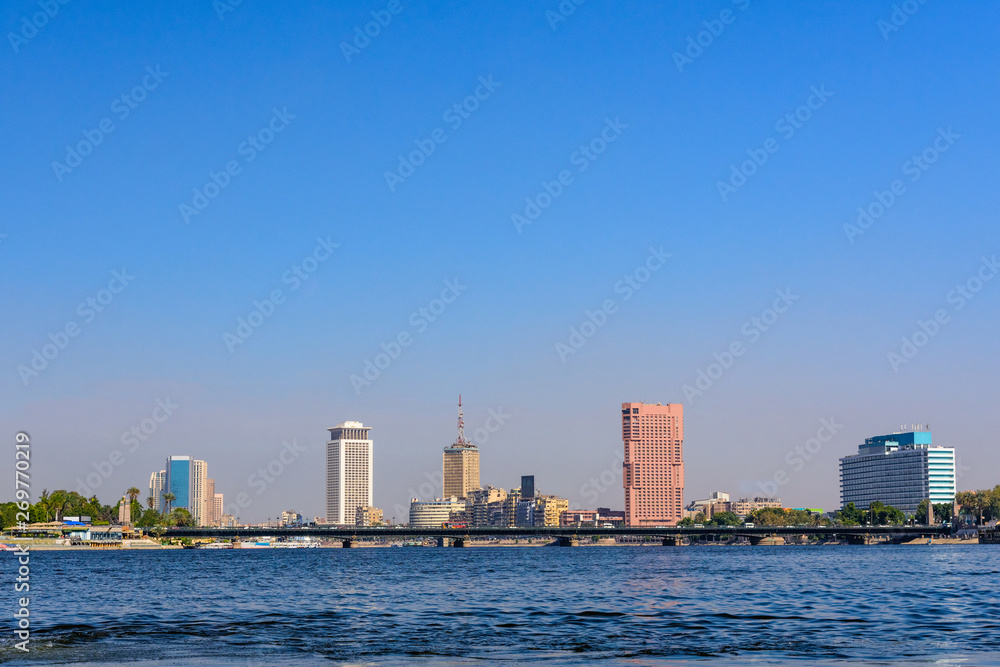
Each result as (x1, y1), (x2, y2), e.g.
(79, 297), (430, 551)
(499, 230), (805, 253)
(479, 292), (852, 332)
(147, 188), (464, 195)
(356, 506), (384, 526)
(205, 478), (215, 527)
(191, 460), (209, 527)
(149, 470), (165, 513)
(219, 514), (237, 528)
(536, 495), (569, 527)
(408, 497), (466, 528)
(467, 486), (507, 527)
(732, 497), (782, 517)
(281, 510), (303, 526)
(561, 509), (599, 526)
(622, 402), (684, 526)
(839, 429), (956, 515)
(502, 488), (522, 527)
(443, 397), (480, 500)
(326, 421), (374, 525)
(686, 491), (732, 519)
(515, 499), (536, 527)
(213, 493), (224, 527)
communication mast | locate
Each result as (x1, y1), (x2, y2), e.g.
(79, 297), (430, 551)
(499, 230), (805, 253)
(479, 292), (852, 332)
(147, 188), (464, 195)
(454, 394), (470, 447)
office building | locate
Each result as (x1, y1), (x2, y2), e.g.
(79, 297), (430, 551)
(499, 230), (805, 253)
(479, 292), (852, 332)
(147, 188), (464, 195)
(149, 470), (165, 513)
(686, 491), (732, 518)
(356, 506), (384, 526)
(443, 397), (480, 500)
(622, 402), (684, 526)
(597, 507), (626, 526)
(326, 421), (374, 525)
(536, 495), (569, 527)
(164, 456), (192, 513)
(521, 475), (535, 501)
(408, 497), (466, 528)
(839, 429), (955, 515)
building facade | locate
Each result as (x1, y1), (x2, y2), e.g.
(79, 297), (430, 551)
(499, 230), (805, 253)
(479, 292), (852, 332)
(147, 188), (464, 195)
(839, 429), (955, 515)
(560, 509), (599, 526)
(213, 493), (224, 527)
(355, 506), (384, 526)
(204, 477), (215, 527)
(149, 470), (165, 513)
(165, 456), (191, 513)
(467, 486), (507, 527)
(536, 495), (569, 527)
(622, 402), (685, 526)
(326, 421), (374, 525)
(408, 497), (466, 528)
(520, 475), (535, 501)
(731, 497), (782, 517)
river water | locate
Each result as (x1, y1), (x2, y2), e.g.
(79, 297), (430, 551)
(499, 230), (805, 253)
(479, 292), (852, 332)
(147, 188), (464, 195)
(2, 544), (999, 665)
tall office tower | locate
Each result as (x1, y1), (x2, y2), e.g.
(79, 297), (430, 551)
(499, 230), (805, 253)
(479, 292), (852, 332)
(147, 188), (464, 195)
(840, 428), (955, 515)
(213, 493), (224, 527)
(326, 421), (373, 525)
(149, 470), (165, 512)
(521, 475), (535, 500)
(164, 456), (192, 513)
(191, 460), (208, 526)
(622, 402), (685, 526)
(205, 478), (216, 527)
(443, 396), (480, 500)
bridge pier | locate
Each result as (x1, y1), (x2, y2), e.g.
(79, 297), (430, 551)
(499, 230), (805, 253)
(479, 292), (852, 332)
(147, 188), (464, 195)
(846, 534), (874, 545)
(436, 537), (447, 547)
(748, 535), (785, 546)
(452, 537), (470, 547)
(342, 539), (360, 548)
(661, 536), (684, 546)
(556, 536), (579, 547)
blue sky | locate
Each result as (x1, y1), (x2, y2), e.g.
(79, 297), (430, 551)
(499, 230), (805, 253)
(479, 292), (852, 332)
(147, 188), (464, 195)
(2, 1), (998, 522)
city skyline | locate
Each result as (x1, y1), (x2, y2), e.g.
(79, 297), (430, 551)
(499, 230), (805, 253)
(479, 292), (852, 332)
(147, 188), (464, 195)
(3, 3), (997, 524)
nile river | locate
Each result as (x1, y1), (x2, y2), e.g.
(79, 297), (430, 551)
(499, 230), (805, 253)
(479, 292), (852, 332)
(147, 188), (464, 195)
(2, 545), (999, 665)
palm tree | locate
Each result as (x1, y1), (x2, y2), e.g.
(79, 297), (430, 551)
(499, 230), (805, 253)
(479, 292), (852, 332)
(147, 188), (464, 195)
(146, 496), (155, 510)
(163, 493), (176, 516)
(126, 487), (141, 504)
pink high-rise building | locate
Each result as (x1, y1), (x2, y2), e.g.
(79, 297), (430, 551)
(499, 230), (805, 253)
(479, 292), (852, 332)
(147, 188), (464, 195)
(622, 402), (684, 526)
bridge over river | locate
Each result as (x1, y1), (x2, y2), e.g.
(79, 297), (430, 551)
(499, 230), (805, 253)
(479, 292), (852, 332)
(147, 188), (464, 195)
(163, 524), (954, 547)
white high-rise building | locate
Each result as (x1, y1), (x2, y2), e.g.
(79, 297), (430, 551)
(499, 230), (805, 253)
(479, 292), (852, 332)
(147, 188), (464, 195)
(149, 470), (165, 513)
(192, 460), (209, 527)
(213, 493), (224, 527)
(326, 421), (373, 525)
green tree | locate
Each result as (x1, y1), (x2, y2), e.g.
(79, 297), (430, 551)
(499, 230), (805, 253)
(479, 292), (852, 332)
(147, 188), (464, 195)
(707, 511), (741, 526)
(162, 493), (176, 515)
(171, 508), (193, 527)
